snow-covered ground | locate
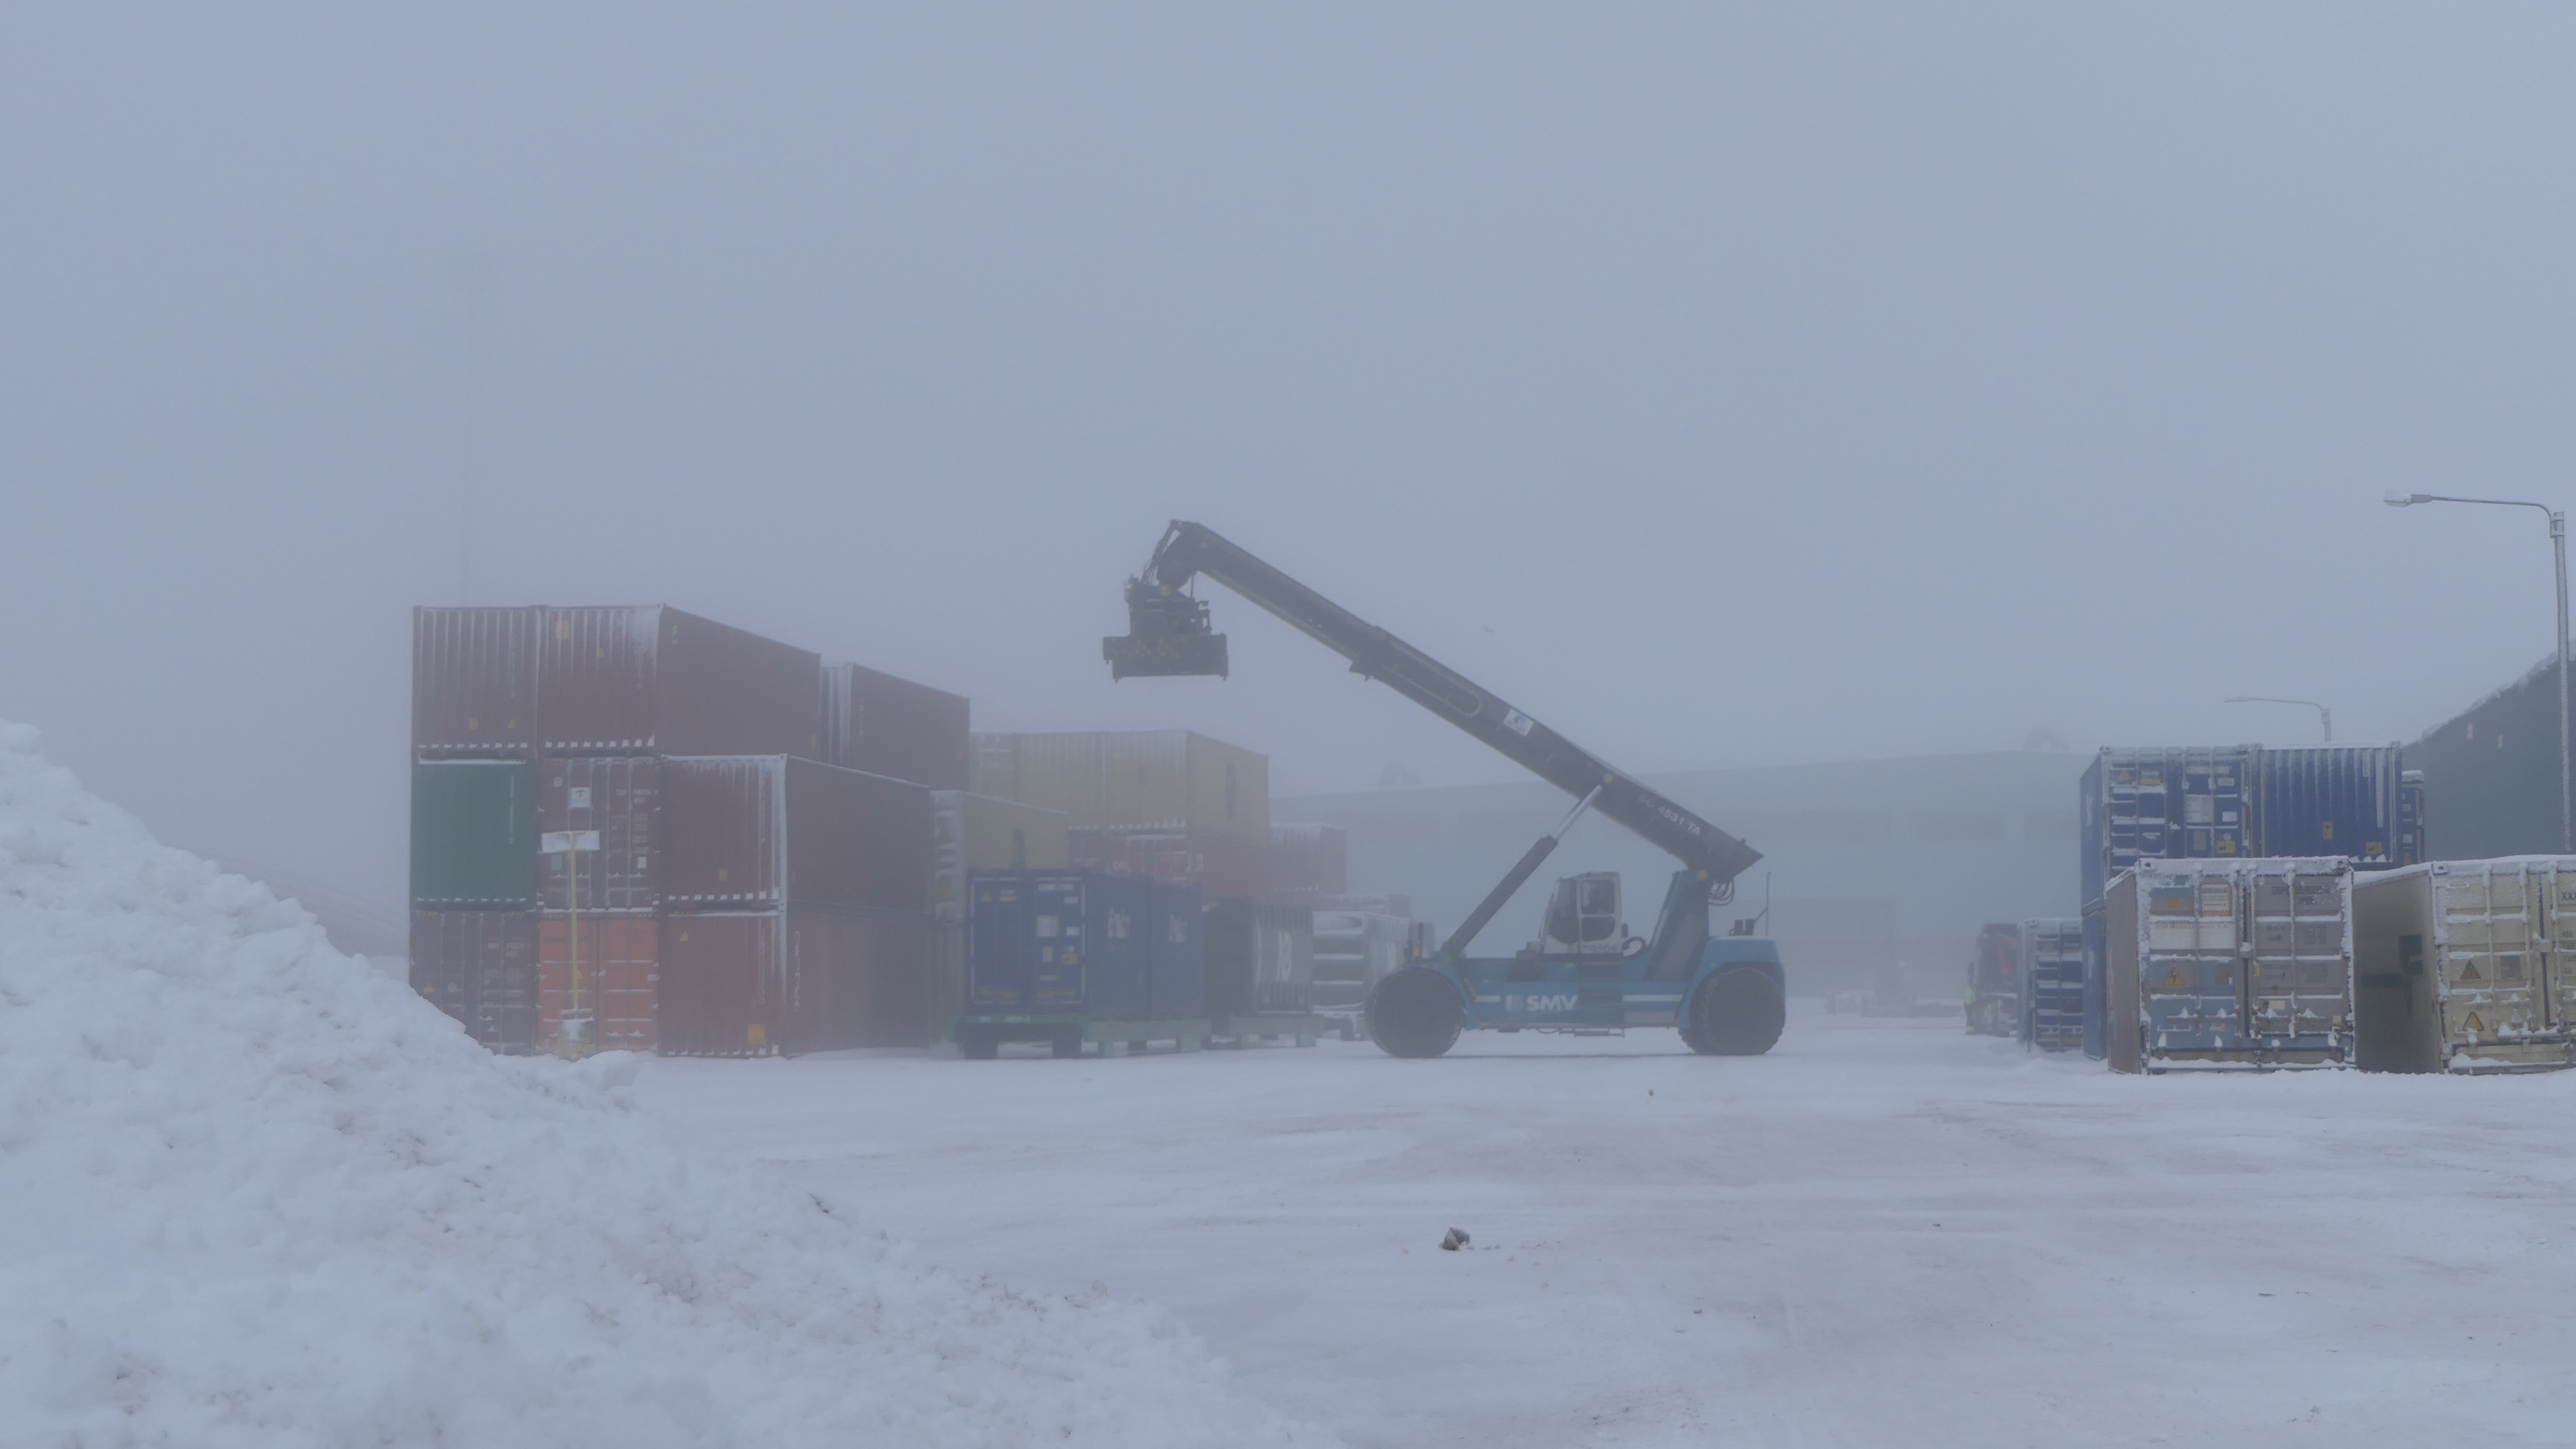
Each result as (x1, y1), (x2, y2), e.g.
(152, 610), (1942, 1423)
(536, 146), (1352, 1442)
(0, 724), (1329, 1447)
(644, 1017), (2576, 1448)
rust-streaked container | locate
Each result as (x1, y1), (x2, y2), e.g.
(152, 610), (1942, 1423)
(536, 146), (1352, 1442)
(537, 756), (661, 911)
(408, 910), (539, 1053)
(1267, 821), (1348, 903)
(414, 606), (543, 757)
(657, 908), (934, 1055)
(661, 756), (932, 914)
(538, 911), (658, 1054)
(1072, 826), (1271, 898)
(969, 731), (1269, 846)
(821, 662), (970, 789)
(538, 605), (822, 757)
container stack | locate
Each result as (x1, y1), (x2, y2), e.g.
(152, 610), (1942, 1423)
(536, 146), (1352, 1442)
(2078, 745), (2420, 1062)
(970, 731), (1272, 896)
(409, 606), (960, 1057)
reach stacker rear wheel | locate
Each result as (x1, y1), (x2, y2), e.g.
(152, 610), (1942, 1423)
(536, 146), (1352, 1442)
(1681, 965), (1786, 1057)
(1366, 966), (1465, 1059)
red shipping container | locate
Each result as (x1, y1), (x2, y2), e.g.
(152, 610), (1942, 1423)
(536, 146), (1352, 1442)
(414, 607), (542, 758)
(538, 605), (822, 757)
(538, 912), (658, 1054)
(1267, 822), (1348, 902)
(658, 908), (934, 1056)
(409, 910), (539, 1052)
(1072, 827), (1272, 899)
(537, 756), (661, 910)
(821, 661), (970, 789)
(661, 756), (932, 914)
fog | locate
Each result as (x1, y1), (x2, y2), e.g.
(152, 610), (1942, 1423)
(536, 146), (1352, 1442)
(4, 4), (2571, 923)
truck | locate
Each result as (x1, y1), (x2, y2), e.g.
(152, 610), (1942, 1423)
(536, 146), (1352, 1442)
(1102, 520), (1787, 1059)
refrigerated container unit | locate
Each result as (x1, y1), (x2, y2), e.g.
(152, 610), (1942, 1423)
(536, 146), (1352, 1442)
(821, 661), (969, 789)
(2352, 857), (2576, 1073)
(410, 759), (539, 909)
(1204, 897), (1320, 1044)
(660, 755), (932, 915)
(1267, 822), (1348, 904)
(958, 870), (1208, 1058)
(414, 606), (543, 758)
(2100, 858), (2355, 1073)
(537, 756), (660, 911)
(657, 907), (933, 1056)
(2016, 917), (2084, 1052)
(1070, 825), (1270, 898)
(2081, 745), (2415, 909)
(538, 605), (821, 758)
(1311, 909), (1409, 1035)
(968, 730), (1270, 846)
(409, 910), (539, 1053)
(538, 910), (658, 1055)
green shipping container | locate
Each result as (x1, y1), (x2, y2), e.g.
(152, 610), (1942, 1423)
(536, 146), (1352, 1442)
(411, 760), (539, 908)
(1204, 897), (1314, 1017)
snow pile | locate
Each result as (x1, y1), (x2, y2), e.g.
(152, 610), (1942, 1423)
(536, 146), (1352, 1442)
(0, 723), (1332, 1448)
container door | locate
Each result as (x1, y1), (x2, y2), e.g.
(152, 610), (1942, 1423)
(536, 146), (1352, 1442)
(967, 875), (1033, 1011)
(1028, 875), (1088, 1012)
(2143, 873), (2241, 1053)
(2288, 872), (2351, 1042)
(2437, 865), (2546, 1050)
(2247, 871), (2298, 1039)
(2546, 865), (2576, 1032)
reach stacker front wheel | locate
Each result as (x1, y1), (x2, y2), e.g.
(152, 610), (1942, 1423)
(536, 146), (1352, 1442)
(1681, 965), (1786, 1057)
(1366, 967), (1465, 1059)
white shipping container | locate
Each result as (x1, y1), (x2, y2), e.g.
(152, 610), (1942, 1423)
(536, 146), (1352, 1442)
(2102, 858), (2355, 1074)
(2352, 857), (2576, 1073)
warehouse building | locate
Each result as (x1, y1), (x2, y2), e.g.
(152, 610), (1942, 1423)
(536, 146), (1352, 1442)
(1276, 749), (2086, 1000)
(2410, 651), (2570, 860)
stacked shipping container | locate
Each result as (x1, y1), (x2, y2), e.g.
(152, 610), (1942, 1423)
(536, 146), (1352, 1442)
(2016, 917), (2084, 1053)
(970, 731), (1272, 896)
(2099, 858), (2357, 1073)
(409, 606), (959, 1056)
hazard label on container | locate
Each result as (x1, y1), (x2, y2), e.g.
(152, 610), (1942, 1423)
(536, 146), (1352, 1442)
(2464, 1012), (2487, 1035)
(2458, 961), (2483, 981)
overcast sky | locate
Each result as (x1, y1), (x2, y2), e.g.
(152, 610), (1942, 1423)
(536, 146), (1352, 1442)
(3, 4), (2571, 910)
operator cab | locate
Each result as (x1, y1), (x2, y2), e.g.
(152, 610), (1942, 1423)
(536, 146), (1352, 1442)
(1540, 872), (1628, 955)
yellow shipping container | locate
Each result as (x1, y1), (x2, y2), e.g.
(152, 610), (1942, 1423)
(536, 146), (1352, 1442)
(968, 731), (1268, 847)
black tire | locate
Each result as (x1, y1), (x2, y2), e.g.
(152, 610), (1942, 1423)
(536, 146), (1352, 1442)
(1684, 966), (1786, 1057)
(1366, 966), (1466, 1059)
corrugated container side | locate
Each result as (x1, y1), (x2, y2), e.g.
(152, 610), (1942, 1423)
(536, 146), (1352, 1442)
(2384, 857), (2576, 1070)
(1146, 880), (1205, 1018)
(411, 760), (539, 908)
(2104, 873), (2141, 1073)
(796, 907), (936, 1051)
(821, 662), (970, 789)
(1205, 897), (1314, 1017)
(2081, 901), (2107, 1060)
(537, 911), (658, 1054)
(413, 606), (542, 757)
(2352, 865), (2438, 1072)
(409, 910), (539, 1053)
(1071, 826), (1270, 898)
(2112, 858), (2355, 1071)
(660, 756), (931, 913)
(2258, 745), (2402, 868)
(658, 912), (780, 1056)
(538, 605), (822, 757)
(933, 791), (1073, 924)
(969, 731), (1269, 845)
(1268, 822), (1348, 901)
(2081, 746), (2255, 907)
(537, 756), (660, 911)
(964, 870), (1150, 1019)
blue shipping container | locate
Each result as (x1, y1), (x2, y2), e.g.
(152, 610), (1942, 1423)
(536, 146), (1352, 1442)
(2082, 744), (2413, 908)
(1146, 879), (1205, 1018)
(966, 870), (1150, 1018)
(2016, 917), (2084, 1052)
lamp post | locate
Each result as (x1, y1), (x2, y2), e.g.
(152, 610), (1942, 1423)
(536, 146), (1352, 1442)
(2386, 491), (2571, 853)
(2224, 695), (2333, 742)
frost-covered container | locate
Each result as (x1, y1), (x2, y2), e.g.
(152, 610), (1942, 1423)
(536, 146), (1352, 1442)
(410, 760), (538, 909)
(413, 605), (542, 758)
(2353, 858), (2576, 1072)
(538, 605), (820, 757)
(661, 756), (931, 914)
(969, 731), (1269, 846)
(1311, 910), (1408, 1013)
(821, 661), (969, 789)
(2101, 858), (2355, 1073)
(1204, 897), (1314, 1019)
(537, 756), (660, 911)
(966, 870), (1152, 1018)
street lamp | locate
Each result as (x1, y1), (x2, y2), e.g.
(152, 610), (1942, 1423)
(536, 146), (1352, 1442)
(2225, 695), (2333, 742)
(2385, 491), (2571, 853)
